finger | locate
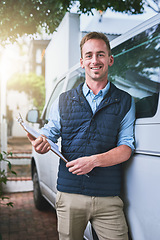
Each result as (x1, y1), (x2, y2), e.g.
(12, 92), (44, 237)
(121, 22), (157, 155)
(66, 162), (72, 168)
(35, 144), (50, 154)
(34, 137), (51, 153)
(27, 133), (36, 142)
(33, 136), (44, 148)
(68, 164), (82, 174)
(66, 160), (77, 168)
(39, 138), (51, 153)
(71, 169), (84, 175)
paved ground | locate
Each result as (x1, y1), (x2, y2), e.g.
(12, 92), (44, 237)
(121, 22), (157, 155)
(0, 192), (59, 240)
(0, 138), (59, 240)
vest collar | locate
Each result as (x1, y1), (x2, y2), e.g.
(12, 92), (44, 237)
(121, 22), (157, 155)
(71, 82), (120, 114)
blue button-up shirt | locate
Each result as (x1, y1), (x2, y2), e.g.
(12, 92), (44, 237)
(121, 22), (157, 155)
(40, 82), (135, 151)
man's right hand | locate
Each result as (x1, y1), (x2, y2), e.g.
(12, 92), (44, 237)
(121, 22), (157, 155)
(27, 133), (51, 154)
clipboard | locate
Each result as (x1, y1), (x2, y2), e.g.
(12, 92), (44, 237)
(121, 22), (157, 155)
(17, 113), (68, 163)
(17, 113), (89, 178)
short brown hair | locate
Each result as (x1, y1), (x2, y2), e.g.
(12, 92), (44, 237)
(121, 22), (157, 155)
(80, 32), (111, 57)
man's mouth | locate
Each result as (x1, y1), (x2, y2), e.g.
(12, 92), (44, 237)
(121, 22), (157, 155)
(91, 66), (102, 70)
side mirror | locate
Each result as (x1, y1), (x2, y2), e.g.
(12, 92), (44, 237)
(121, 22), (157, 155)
(26, 109), (39, 123)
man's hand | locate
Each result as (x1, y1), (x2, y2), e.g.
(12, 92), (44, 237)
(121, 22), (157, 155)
(66, 145), (132, 176)
(27, 133), (51, 154)
(66, 156), (94, 175)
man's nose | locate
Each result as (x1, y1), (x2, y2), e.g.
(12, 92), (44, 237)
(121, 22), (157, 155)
(92, 54), (98, 63)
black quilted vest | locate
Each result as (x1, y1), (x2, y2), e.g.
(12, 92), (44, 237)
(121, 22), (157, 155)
(57, 82), (131, 196)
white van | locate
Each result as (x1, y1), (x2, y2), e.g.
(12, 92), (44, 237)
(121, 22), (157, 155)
(110, 13), (160, 240)
(27, 13), (160, 240)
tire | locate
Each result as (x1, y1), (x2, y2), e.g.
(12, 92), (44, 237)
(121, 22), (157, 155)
(33, 166), (50, 211)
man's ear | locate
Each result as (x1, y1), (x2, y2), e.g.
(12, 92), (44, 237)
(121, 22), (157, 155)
(80, 58), (84, 68)
(109, 55), (114, 66)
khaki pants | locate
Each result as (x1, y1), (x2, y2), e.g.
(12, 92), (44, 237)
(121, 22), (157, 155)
(56, 191), (128, 240)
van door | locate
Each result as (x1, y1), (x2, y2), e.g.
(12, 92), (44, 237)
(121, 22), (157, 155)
(110, 19), (160, 240)
(39, 78), (66, 204)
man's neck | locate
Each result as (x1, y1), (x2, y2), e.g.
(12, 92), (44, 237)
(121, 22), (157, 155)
(86, 80), (108, 95)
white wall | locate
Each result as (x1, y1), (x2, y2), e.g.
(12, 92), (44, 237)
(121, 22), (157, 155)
(68, 13), (81, 69)
(45, 13), (80, 101)
(7, 90), (33, 137)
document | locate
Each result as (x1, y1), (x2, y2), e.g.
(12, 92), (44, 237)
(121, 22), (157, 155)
(17, 113), (68, 163)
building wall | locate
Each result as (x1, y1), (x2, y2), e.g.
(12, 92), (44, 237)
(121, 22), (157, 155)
(45, 13), (80, 101)
(7, 90), (33, 137)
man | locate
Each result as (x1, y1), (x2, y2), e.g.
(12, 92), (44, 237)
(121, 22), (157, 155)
(27, 32), (135, 240)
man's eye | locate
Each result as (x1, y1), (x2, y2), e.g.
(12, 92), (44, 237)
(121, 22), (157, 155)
(86, 55), (91, 58)
(98, 54), (104, 57)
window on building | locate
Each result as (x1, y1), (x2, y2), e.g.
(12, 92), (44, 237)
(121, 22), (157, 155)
(36, 65), (42, 76)
(36, 49), (42, 64)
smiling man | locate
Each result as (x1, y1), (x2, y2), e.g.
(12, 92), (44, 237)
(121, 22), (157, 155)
(27, 32), (135, 240)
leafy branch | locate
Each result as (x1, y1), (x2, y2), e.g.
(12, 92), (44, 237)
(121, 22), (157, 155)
(0, 151), (16, 207)
(0, 0), (145, 45)
(7, 72), (45, 114)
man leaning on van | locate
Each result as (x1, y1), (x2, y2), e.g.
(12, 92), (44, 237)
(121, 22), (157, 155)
(27, 31), (135, 240)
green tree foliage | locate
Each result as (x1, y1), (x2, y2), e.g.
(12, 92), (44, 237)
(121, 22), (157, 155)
(0, 0), (145, 44)
(7, 73), (45, 113)
(0, 152), (16, 208)
(145, 0), (160, 13)
(77, 0), (144, 14)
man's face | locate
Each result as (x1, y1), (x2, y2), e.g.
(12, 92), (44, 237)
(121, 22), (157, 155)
(80, 39), (114, 84)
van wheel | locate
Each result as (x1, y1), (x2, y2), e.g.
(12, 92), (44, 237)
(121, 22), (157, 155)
(33, 166), (50, 211)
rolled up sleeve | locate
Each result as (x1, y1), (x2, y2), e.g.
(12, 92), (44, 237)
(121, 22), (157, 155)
(117, 97), (135, 152)
(40, 97), (61, 143)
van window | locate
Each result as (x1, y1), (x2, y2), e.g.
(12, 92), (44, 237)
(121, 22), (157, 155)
(109, 23), (160, 119)
(45, 78), (65, 120)
(66, 72), (85, 91)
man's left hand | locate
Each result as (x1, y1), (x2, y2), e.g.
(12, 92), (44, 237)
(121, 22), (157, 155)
(66, 156), (94, 175)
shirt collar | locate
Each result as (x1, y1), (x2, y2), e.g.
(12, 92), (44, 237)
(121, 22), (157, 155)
(83, 82), (110, 97)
